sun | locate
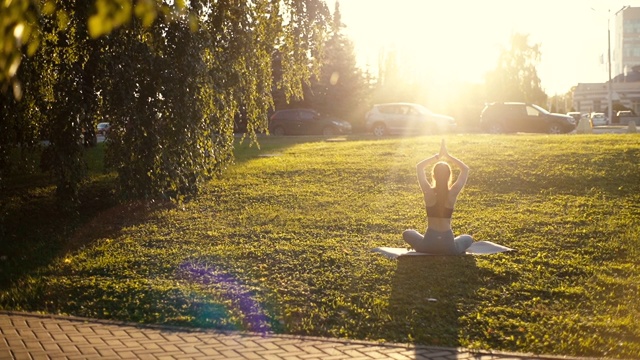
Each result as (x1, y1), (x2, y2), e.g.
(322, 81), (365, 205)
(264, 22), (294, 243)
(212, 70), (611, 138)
(336, 1), (506, 95)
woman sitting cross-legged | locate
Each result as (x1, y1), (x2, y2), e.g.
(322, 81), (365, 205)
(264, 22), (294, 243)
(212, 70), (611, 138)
(403, 139), (474, 255)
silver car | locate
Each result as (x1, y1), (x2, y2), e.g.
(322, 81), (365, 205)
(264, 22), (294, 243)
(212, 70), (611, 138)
(589, 112), (608, 127)
(365, 103), (456, 136)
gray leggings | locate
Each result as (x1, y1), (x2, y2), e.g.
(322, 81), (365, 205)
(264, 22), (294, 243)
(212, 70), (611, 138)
(403, 228), (474, 255)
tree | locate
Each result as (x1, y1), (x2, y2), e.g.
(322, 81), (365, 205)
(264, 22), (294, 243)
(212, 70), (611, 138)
(0, 0), (332, 206)
(0, 0), (193, 95)
(283, 1), (369, 129)
(0, 0), (42, 96)
(368, 45), (422, 106)
(39, 2), (104, 206)
(485, 33), (547, 105)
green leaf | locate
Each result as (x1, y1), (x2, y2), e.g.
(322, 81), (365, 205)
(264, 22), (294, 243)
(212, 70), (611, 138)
(88, 15), (108, 38)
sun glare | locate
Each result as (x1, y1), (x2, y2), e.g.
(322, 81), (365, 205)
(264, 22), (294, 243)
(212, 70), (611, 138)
(339, 1), (508, 95)
(330, 0), (624, 95)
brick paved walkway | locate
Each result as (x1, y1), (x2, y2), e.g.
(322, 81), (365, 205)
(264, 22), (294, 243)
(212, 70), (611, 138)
(0, 311), (593, 360)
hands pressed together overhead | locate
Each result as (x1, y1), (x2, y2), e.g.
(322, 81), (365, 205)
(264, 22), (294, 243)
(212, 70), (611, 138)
(437, 139), (448, 159)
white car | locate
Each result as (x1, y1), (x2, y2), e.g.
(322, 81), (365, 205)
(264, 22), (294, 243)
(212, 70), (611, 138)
(589, 113), (607, 127)
(365, 103), (456, 136)
(96, 122), (111, 136)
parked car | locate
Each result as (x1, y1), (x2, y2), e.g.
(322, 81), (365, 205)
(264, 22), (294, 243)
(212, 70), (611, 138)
(480, 102), (576, 134)
(589, 112), (607, 127)
(364, 103), (456, 136)
(615, 110), (640, 125)
(566, 112), (582, 123)
(268, 109), (352, 136)
(81, 127), (97, 147)
(96, 122), (111, 136)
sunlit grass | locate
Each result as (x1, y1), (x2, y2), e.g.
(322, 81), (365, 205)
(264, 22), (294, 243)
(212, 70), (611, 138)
(1, 134), (639, 358)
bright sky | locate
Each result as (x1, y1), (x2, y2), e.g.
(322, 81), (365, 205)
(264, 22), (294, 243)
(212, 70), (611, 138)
(327, 0), (639, 95)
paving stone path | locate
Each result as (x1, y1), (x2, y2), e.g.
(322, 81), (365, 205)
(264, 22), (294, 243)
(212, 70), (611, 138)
(0, 311), (594, 360)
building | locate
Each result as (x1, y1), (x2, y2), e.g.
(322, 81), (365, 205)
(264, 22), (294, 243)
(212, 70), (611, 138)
(613, 7), (640, 78)
(573, 6), (640, 118)
(573, 78), (640, 117)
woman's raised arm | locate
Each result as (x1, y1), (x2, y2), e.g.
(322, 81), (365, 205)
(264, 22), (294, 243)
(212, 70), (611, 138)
(438, 139), (469, 194)
(416, 154), (440, 193)
(446, 153), (469, 195)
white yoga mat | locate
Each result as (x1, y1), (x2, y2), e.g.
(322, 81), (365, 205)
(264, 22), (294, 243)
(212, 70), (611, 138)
(372, 241), (514, 259)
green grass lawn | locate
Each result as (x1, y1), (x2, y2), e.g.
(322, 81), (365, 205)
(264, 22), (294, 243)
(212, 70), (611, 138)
(1, 134), (640, 358)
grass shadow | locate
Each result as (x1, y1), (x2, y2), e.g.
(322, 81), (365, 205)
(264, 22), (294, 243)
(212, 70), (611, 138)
(233, 135), (319, 164)
(232, 134), (394, 164)
(0, 173), (175, 290)
(385, 255), (479, 348)
(0, 135), (328, 290)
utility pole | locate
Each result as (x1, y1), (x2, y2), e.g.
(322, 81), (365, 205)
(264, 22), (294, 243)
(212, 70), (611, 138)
(607, 11), (612, 124)
(594, 6), (628, 124)
(606, 6), (630, 124)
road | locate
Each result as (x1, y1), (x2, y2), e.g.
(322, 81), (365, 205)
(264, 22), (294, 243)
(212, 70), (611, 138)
(590, 125), (635, 134)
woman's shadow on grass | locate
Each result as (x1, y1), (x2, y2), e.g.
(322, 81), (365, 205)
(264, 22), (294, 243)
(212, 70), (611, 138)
(384, 254), (480, 348)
